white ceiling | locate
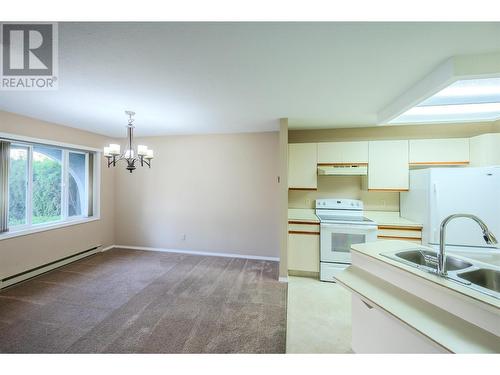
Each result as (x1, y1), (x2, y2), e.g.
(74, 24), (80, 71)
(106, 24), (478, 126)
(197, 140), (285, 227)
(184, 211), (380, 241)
(1, 22), (500, 137)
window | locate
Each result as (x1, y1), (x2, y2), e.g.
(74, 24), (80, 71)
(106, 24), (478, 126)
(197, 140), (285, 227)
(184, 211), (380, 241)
(68, 151), (87, 217)
(8, 145), (28, 226)
(1, 138), (98, 236)
(32, 145), (63, 224)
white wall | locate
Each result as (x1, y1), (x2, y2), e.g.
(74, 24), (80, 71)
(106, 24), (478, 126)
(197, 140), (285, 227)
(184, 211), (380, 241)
(114, 132), (280, 258)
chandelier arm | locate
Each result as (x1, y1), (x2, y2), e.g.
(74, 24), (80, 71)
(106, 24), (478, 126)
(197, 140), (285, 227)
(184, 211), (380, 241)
(106, 155), (152, 169)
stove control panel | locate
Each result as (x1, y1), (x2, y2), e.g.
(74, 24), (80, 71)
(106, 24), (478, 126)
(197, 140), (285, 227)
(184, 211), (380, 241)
(315, 199), (363, 210)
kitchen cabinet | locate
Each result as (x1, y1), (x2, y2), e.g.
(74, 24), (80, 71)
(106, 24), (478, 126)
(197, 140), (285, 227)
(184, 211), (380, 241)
(469, 133), (500, 167)
(409, 138), (470, 165)
(367, 140), (409, 191)
(317, 141), (369, 164)
(288, 143), (317, 190)
(351, 295), (447, 353)
(377, 225), (422, 244)
(288, 222), (320, 273)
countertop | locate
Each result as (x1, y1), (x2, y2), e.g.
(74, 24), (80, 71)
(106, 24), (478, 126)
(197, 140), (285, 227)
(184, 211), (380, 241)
(350, 240), (500, 309)
(288, 208), (422, 228)
(288, 208), (319, 223)
(336, 266), (500, 353)
(364, 211), (422, 228)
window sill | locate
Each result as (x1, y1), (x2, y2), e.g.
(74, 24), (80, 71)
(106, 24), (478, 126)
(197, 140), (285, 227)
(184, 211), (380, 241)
(0, 216), (101, 241)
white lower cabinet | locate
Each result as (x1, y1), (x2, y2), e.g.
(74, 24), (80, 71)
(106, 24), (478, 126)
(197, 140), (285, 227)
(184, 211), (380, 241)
(288, 232), (320, 273)
(351, 295), (448, 353)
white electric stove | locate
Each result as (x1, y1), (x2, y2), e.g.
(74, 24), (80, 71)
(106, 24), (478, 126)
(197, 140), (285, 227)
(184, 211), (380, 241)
(316, 199), (378, 282)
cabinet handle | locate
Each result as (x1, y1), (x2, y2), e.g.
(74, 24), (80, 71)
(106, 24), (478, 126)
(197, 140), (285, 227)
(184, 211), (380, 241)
(362, 300), (374, 309)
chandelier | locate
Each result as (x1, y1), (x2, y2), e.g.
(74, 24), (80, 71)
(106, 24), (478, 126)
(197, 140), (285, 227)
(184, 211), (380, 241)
(104, 111), (154, 173)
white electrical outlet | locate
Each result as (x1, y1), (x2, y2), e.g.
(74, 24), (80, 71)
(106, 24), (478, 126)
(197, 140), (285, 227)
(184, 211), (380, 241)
(182, 234), (186, 241)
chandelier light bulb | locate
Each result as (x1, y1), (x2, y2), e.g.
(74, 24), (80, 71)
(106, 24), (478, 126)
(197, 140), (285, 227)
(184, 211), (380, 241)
(109, 144), (121, 155)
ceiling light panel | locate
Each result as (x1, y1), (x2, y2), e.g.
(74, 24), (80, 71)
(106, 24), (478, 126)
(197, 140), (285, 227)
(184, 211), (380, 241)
(389, 77), (500, 124)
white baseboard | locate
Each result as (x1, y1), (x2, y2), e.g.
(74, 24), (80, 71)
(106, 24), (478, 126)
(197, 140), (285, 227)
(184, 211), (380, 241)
(278, 276), (288, 283)
(113, 245), (280, 262)
(100, 244), (115, 252)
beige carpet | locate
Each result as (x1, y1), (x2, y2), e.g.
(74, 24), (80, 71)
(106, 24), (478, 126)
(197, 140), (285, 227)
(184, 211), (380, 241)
(0, 249), (287, 353)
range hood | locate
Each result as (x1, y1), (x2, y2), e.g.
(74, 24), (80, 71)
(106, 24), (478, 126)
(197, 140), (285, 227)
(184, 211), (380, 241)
(317, 164), (368, 176)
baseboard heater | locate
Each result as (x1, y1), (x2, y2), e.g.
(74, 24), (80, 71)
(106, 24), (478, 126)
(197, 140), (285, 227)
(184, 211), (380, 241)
(0, 245), (101, 290)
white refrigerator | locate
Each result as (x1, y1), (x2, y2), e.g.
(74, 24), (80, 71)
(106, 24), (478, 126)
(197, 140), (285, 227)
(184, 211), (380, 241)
(400, 166), (500, 251)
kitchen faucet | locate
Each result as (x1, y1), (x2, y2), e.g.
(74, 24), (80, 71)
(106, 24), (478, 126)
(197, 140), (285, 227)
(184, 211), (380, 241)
(438, 214), (498, 276)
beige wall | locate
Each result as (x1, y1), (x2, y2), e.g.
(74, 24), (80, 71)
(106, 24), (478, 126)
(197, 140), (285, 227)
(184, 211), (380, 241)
(0, 111), (116, 279)
(279, 119), (288, 278)
(289, 175), (400, 211)
(114, 132), (280, 258)
(289, 121), (500, 143)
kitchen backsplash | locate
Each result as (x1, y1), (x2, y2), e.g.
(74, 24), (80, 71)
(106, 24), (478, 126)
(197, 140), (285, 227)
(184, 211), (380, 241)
(288, 175), (400, 211)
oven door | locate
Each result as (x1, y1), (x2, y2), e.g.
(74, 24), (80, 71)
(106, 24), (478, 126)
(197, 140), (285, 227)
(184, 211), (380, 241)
(320, 223), (377, 264)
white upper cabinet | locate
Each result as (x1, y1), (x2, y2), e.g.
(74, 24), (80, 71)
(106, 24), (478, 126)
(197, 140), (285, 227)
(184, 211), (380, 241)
(288, 143), (318, 189)
(317, 141), (369, 164)
(469, 133), (500, 167)
(409, 138), (470, 164)
(368, 140), (409, 191)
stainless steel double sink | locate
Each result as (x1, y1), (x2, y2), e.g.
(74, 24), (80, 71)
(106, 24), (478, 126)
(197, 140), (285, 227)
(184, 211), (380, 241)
(382, 249), (500, 300)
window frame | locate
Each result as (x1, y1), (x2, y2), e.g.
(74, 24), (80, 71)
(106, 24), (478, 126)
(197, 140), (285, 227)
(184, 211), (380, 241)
(7, 143), (30, 229)
(65, 149), (90, 220)
(0, 132), (101, 241)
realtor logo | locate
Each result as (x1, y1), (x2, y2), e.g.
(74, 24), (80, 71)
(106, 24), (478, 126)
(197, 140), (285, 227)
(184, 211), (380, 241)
(0, 23), (58, 90)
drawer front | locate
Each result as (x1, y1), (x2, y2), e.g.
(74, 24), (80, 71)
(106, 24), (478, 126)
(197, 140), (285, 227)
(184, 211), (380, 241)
(377, 237), (422, 244)
(377, 228), (422, 239)
(377, 226), (422, 243)
(288, 222), (320, 234)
